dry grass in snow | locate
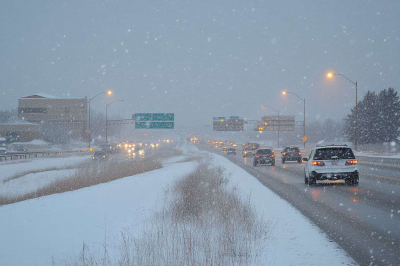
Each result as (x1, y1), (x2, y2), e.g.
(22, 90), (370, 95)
(0, 158), (162, 206)
(68, 159), (270, 266)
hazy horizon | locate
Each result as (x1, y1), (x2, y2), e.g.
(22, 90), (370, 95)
(1, 0), (399, 132)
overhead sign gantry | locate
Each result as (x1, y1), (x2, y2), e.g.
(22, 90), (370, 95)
(213, 116), (244, 131)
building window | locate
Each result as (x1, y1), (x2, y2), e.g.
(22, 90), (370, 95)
(6, 132), (19, 143)
(19, 108), (47, 114)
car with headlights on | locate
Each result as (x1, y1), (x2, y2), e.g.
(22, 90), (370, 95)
(92, 151), (108, 161)
(303, 144), (359, 186)
(253, 148), (275, 166)
(242, 143), (260, 157)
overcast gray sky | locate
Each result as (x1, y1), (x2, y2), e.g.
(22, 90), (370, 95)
(1, 0), (399, 131)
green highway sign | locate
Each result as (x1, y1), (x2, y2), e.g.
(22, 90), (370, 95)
(152, 113), (174, 121)
(230, 116), (239, 119)
(134, 113), (152, 121)
(135, 122), (174, 129)
(134, 113), (174, 121)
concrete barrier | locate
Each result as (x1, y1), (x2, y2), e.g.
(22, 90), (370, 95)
(357, 156), (400, 166)
(0, 149), (90, 162)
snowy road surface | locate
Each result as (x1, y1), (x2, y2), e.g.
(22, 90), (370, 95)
(203, 144), (400, 266)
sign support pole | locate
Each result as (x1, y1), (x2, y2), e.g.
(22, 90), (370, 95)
(303, 98), (306, 149)
(278, 110), (280, 147)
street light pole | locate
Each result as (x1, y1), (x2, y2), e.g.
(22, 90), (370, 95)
(327, 73), (358, 150)
(304, 98), (306, 149)
(262, 105), (280, 147)
(355, 81), (358, 151)
(106, 100), (124, 143)
(88, 98), (91, 148)
(282, 91), (306, 148)
(87, 90), (113, 148)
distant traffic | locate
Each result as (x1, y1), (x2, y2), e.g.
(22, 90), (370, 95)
(197, 139), (359, 186)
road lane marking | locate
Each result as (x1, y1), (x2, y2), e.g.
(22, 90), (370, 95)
(363, 173), (400, 182)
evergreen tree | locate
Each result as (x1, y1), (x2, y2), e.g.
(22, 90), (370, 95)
(377, 88), (400, 142)
(360, 91), (379, 144)
(344, 88), (400, 144)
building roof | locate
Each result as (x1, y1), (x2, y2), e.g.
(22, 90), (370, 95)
(21, 93), (59, 99)
(20, 93), (86, 100)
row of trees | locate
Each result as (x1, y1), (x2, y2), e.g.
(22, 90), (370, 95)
(344, 88), (400, 144)
(0, 109), (17, 123)
(306, 118), (345, 143)
(276, 118), (345, 146)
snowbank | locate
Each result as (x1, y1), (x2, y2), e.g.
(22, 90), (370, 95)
(0, 169), (76, 198)
(0, 155), (91, 183)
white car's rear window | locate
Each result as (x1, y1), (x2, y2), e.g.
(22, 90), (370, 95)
(313, 148), (355, 160)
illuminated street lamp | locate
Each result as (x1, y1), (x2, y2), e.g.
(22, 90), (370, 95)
(262, 105), (280, 147)
(282, 91), (306, 148)
(106, 100), (124, 143)
(88, 90), (113, 148)
(327, 72), (358, 150)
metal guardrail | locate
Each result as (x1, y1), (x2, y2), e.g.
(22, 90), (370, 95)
(357, 156), (400, 166)
(0, 149), (91, 162)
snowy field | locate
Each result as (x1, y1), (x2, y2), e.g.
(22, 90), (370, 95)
(0, 146), (356, 265)
(0, 155), (91, 198)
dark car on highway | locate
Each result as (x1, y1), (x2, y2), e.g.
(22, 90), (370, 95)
(253, 148), (275, 166)
(92, 151), (108, 161)
(227, 148), (236, 155)
(281, 146), (302, 164)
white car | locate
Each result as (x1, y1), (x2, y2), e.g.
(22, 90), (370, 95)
(303, 144), (359, 186)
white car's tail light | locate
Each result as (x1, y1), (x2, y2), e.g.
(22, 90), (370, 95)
(346, 160), (358, 165)
(311, 161), (325, 166)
